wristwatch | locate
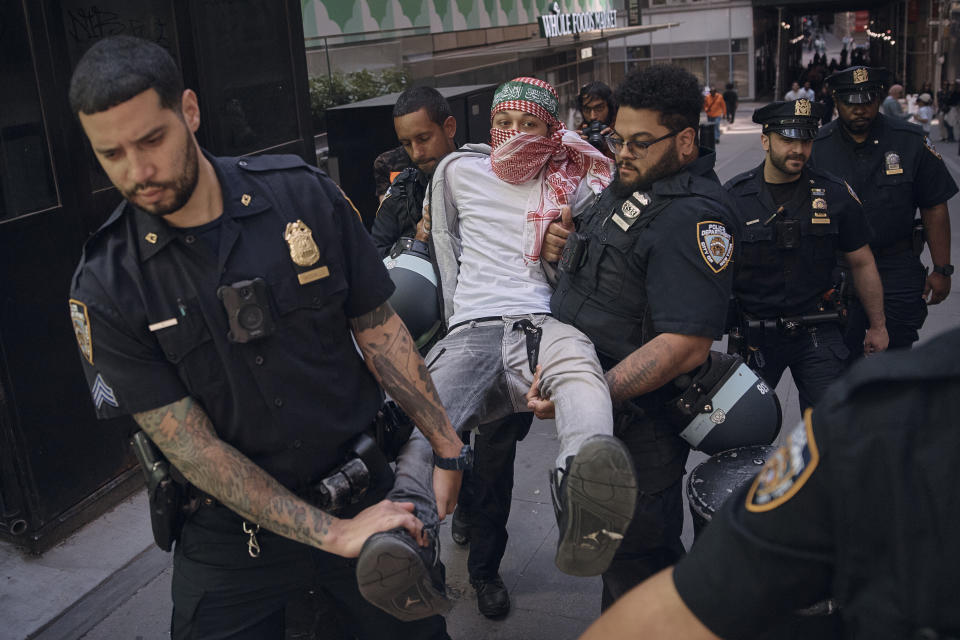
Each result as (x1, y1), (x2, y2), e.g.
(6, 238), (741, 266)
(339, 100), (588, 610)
(433, 444), (473, 471)
(933, 264), (954, 276)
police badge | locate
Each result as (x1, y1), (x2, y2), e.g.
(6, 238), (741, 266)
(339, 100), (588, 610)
(795, 99), (812, 116)
(853, 68), (868, 84)
(284, 220), (320, 267)
(884, 151), (903, 175)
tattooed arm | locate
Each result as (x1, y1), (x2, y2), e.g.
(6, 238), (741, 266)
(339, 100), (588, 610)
(133, 397), (426, 557)
(605, 333), (712, 406)
(350, 301), (463, 517)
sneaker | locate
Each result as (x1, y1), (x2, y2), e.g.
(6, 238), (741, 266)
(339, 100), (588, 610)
(550, 435), (637, 577)
(451, 507), (470, 546)
(356, 528), (451, 622)
(471, 574), (510, 619)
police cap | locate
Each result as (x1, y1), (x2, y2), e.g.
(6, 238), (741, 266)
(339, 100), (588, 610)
(827, 66), (890, 104)
(752, 99), (823, 140)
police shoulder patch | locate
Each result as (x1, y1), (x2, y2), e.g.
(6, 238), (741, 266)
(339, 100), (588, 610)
(843, 180), (862, 206)
(697, 221), (733, 273)
(924, 137), (942, 160)
(746, 408), (820, 512)
(69, 299), (93, 365)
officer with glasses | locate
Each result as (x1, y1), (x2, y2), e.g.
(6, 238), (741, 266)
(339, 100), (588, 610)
(536, 65), (740, 611)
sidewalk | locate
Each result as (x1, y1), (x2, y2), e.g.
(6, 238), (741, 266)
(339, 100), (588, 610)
(4, 105), (959, 640)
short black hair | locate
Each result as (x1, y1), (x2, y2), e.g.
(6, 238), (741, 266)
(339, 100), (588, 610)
(69, 35), (183, 115)
(615, 65), (702, 134)
(392, 86), (452, 126)
(578, 81), (617, 122)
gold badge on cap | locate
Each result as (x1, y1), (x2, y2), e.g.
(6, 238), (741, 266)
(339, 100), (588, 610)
(853, 68), (868, 84)
(884, 151), (903, 175)
(284, 220), (320, 267)
(795, 99), (812, 116)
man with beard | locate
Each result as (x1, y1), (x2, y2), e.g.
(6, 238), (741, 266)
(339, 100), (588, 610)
(67, 36), (465, 638)
(810, 67), (957, 357)
(725, 100), (887, 410)
(423, 76), (638, 591)
(370, 85), (534, 619)
(534, 64), (739, 609)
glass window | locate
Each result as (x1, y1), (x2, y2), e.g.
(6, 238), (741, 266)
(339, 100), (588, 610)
(628, 45), (651, 59)
(731, 38), (748, 53)
(1, 0), (58, 220)
(709, 55), (730, 90)
(672, 57), (706, 85)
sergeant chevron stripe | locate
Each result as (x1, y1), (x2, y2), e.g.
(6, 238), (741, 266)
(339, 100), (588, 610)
(92, 373), (118, 409)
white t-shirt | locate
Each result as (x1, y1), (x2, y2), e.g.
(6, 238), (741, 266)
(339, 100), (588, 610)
(784, 89), (804, 101)
(916, 105), (934, 133)
(443, 155), (596, 326)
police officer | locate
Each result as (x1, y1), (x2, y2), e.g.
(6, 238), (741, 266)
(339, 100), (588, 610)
(373, 86), (532, 618)
(535, 64), (739, 610)
(579, 326), (960, 640)
(66, 36), (466, 639)
(726, 99), (888, 408)
(810, 66), (957, 357)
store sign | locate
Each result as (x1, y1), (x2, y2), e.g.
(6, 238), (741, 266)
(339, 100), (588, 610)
(538, 2), (617, 38)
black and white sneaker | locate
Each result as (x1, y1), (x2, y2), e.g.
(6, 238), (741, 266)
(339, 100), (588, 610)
(550, 435), (637, 577)
(356, 528), (451, 622)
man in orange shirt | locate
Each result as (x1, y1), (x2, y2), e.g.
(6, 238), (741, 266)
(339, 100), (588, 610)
(703, 87), (727, 144)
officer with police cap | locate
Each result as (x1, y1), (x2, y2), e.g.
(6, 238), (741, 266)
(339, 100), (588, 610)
(725, 99), (888, 408)
(810, 66), (957, 357)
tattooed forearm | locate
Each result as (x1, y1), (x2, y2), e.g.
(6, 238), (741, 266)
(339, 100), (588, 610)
(350, 302), (394, 331)
(351, 304), (461, 456)
(605, 334), (712, 405)
(133, 397), (336, 550)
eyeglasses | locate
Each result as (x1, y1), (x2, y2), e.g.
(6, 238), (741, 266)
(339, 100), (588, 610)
(606, 130), (680, 157)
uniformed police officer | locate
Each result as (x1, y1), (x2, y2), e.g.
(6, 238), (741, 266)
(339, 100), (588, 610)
(810, 66), (957, 357)
(579, 326), (960, 640)
(373, 85), (532, 618)
(66, 36), (465, 639)
(534, 64), (739, 610)
(726, 99), (888, 408)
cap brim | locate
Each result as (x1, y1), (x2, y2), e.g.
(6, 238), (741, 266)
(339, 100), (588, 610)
(835, 90), (879, 104)
(770, 127), (818, 140)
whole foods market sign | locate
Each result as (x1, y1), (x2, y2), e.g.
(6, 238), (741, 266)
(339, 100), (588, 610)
(539, 2), (617, 38)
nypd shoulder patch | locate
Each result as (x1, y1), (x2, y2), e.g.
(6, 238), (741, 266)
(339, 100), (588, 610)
(697, 221), (733, 274)
(91, 373), (119, 410)
(746, 409), (820, 512)
(924, 137), (942, 160)
(69, 299), (93, 365)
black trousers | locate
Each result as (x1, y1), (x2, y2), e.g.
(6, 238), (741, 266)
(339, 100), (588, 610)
(457, 412), (532, 581)
(747, 322), (848, 410)
(170, 504), (450, 640)
(601, 410), (689, 610)
(845, 253), (928, 361)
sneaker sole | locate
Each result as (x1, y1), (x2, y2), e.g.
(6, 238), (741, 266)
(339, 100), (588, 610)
(555, 436), (637, 577)
(356, 534), (452, 622)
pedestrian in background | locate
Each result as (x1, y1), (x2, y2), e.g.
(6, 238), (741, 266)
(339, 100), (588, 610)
(880, 84), (911, 121)
(914, 93), (934, 137)
(722, 83), (738, 124)
(784, 81), (804, 101)
(703, 87), (726, 143)
(817, 84), (835, 124)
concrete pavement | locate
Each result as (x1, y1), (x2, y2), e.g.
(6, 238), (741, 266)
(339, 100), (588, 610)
(4, 103), (959, 640)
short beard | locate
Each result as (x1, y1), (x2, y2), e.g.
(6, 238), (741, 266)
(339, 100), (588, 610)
(611, 143), (685, 198)
(124, 125), (200, 217)
(769, 149), (807, 177)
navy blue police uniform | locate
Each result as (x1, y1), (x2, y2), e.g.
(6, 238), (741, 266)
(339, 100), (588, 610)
(551, 150), (737, 609)
(673, 327), (960, 639)
(810, 67), (958, 354)
(371, 167), (428, 258)
(371, 162), (532, 617)
(726, 99), (872, 409)
(68, 152), (449, 640)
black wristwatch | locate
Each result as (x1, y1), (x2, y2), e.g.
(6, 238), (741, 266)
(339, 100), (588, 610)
(433, 444), (473, 471)
(933, 264), (954, 276)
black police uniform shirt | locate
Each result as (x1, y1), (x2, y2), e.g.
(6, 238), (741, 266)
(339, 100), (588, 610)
(673, 327), (960, 639)
(371, 167), (427, 257)
(551, 151), (737, 365)
(69, 153), (395, 490)
(809, 113), (958, 251)
(725, 164), (871, 318)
